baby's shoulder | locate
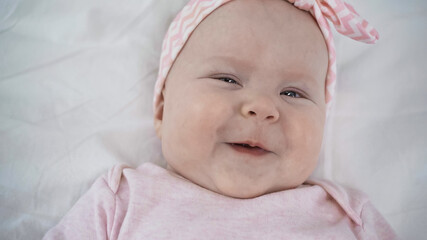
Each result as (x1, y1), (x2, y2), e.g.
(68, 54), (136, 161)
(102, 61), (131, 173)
(304, 179), (398, 238)
(102, 162), (171, 194)
(305, 179), (369, 226)
(102, 163), (130, 194)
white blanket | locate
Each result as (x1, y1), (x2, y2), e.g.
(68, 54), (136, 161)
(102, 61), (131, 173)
(1, 0), (426, 239)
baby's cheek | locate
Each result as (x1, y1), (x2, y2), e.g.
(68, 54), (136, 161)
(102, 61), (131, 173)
(283, 109), (324, 161)
(187, 92), (230, 137)
(167, 91), (228, 157)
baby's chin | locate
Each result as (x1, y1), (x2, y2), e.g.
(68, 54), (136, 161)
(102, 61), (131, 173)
(214, 185), (270, 199)
(165, 163), (309, 199)
(211, 175), (303, 199)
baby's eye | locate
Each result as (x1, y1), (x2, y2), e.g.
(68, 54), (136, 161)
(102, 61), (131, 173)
(216, 77), (239, 85)
(280, 90), (302, 98)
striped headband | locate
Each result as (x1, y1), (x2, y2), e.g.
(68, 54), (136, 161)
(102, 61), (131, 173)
(153, 0), (379, 113)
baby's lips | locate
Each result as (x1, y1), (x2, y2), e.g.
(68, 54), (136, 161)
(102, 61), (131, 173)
(228, 140), (271, 152)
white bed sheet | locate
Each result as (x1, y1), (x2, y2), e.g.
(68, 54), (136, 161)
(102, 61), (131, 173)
(0, 0), (426, 239)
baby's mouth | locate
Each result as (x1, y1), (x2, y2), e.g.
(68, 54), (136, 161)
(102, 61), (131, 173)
(230, 143), (262, 149)
(227, 142), (271, 156)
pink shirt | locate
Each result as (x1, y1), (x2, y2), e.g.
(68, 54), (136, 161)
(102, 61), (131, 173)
(43, 162), (397, 239)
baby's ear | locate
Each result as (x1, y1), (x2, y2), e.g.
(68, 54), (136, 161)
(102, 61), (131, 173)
(153, 90), (165, 139)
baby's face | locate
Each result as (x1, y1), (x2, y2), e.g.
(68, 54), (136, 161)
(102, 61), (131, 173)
(155, 0), (328, 199)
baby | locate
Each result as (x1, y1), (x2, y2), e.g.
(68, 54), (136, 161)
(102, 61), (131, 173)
(44, 0), (397, 239)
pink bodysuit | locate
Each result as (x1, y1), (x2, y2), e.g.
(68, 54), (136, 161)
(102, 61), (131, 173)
(43, 162), (397, 239)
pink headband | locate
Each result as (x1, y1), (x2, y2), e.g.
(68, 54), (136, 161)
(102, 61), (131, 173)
(153, 0), (379, 112)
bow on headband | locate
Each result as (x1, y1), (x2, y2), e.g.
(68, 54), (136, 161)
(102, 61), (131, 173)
(287, 0), (379, 106)
(153, 0), (379, 113)
(289, 0), (379, 43)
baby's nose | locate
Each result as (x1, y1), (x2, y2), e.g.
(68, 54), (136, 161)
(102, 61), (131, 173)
(241, 96), (279, 123)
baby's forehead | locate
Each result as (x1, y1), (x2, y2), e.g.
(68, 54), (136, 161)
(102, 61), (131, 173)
(184, 0), (325, 57)
(197, 0), (316, 34)
(175, 0), (328, 85)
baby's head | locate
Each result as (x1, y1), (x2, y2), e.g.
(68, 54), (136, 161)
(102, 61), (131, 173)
(153, 0), (378, 199)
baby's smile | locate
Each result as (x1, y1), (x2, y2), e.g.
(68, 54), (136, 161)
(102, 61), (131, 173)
(154, 0), (328, 199)
(228, 142), (271, 155)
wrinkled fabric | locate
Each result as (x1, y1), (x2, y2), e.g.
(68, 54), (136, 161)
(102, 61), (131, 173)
(43, 163), (397, 240)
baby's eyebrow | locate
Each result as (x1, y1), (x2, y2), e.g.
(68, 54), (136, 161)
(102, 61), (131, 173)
(201, 55), (254, 76)
(203, 55), (254, 69)
(279, 71), (319, 86)
(203, 55), (319, 86)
